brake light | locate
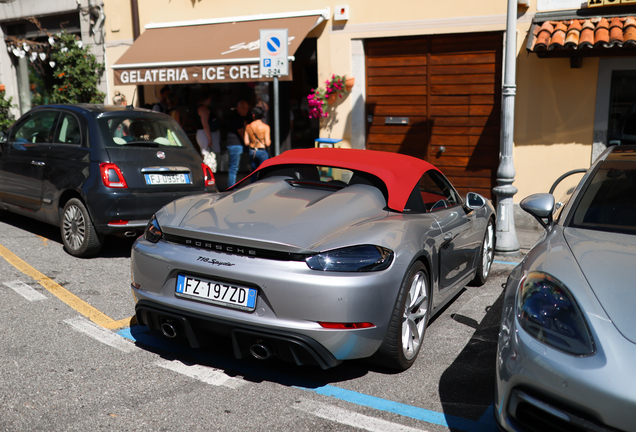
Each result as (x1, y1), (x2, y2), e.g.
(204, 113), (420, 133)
(201, 163), (215, 187)
(100, 163), (128, 188)
(318, 322), (375, 329)
(108, 220), (129, 226)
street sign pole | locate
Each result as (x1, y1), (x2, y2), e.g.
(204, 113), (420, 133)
(260, 29), (289, 157)
(273, 76), (280, 157)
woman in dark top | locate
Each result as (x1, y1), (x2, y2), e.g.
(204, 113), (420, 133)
(244, 106), (271, 170)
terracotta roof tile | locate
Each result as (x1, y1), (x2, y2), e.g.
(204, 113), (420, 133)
(609, 17), (624, 47)
(625, 17), (636, 46)
(550, 21), (568, 49)
(580, 20), (595, 49)
(564, 20), (581, 49)
(595, 18), (610, 48)
(535, 21), (554, 50)
(528, 16), (636, 52)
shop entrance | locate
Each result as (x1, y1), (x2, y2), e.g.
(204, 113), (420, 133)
(148, 38), (318, 189)
(365, 32), (503, 199)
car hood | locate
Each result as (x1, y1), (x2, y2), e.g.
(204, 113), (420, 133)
(565, 228), (636, 344)
(163, 177), (389, 251)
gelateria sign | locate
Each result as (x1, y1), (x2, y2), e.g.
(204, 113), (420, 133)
(113, 64), (291, 85)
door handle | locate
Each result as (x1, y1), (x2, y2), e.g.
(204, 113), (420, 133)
(31, 161), (45, 166)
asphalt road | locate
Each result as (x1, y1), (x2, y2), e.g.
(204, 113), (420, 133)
(0, 211), (541, 432)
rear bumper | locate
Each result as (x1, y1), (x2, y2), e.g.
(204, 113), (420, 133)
(88, 188), (210, 233)
(135, 300), (341, 369)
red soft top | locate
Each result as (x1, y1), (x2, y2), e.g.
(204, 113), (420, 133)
(243, 148), (440, 212)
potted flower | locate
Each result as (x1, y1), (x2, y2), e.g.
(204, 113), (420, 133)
(307, 74), (354, 119)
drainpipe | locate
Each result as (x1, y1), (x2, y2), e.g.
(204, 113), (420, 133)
(130, 0), (144, 106)
(493, 0), (520, 254)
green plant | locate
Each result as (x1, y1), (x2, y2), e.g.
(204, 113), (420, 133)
(307, 74), (349, 119)
(50, 31), (105, 104)
(0, 91), (16, 132)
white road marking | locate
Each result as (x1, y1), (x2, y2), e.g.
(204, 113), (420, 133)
(156, 359), (246, 389)
(64, 317), (136, 353)
(293, 399), (429, 432)
(3, 280), (47, 301)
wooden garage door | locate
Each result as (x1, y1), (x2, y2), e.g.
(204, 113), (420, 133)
(366, 32), (503, 199)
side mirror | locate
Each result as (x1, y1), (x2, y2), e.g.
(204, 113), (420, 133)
(520, 193), (555, 229)
(466, 192), (486, 210)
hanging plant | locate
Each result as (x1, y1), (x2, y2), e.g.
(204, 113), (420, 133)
(307, 74), (351, 119)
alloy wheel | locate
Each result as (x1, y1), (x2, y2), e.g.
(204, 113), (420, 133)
(401, 270), (429, 360)
(482, 223), (494, 279)
(63, 204), (86, 251)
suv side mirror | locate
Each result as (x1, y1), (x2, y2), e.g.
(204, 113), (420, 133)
(466, 192), (486, 210)
(520, 193), (555, 229)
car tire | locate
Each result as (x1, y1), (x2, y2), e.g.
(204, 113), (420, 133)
(61, 198), (103, 258)
(469, 219), (495, 287)
(374, 261), (430, 371)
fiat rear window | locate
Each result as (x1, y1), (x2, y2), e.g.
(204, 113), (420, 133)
(97, 115), (192, 149)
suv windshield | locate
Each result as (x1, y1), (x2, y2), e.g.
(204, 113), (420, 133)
(570, 159), (636, 235)
(97, 115), (192, 149)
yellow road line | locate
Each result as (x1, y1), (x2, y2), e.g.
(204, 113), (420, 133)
(0, 243), (134, 330)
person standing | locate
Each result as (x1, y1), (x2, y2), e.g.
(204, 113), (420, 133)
(226, 100), (249, 187)
(152, 86), (170, 113)
(196, 94), (220, 173)
(112, 90), (127, 106)
(167, 93), (182, 126)
(244, 106), (271, 171)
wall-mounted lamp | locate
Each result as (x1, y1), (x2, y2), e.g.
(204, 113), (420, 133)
(518, 0), (530, 7)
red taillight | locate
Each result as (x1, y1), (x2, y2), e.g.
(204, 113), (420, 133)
(108, 220), (129, 226)
(100, 163), (128, 188)
(201, 163), (215, 187)
(318, 322), (375, 329)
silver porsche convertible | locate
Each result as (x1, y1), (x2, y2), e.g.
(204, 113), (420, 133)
(130, 148), (496, 370)
(496, 145), (636, 431)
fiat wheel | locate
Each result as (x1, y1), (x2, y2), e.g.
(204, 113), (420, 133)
(61, 198), (103, 257)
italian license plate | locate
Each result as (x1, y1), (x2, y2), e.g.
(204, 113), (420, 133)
(144, 173), (190, 185)
(175, 274), (257, 311)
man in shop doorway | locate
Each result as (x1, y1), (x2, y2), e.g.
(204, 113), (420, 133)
(226, 100), (249, 187)
(152, 86), (170, 113)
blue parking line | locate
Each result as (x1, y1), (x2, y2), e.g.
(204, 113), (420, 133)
(117, 326), (497, 432)
(493, 260), (519, 266)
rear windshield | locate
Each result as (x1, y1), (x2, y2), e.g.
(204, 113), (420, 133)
(570, 159), (636, 234)
(234, 163), (389, 201)
(96, 114), (192, 149)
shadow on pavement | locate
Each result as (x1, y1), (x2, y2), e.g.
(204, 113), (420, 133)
(0, 210), (137, 259)
(438, 287), (505, 432)
(123, 324), (372, 388)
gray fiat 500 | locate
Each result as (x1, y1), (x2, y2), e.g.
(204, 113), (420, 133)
(0, 104), (216, 257)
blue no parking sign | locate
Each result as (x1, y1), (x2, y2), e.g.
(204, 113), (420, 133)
(259, 29), (289, 76)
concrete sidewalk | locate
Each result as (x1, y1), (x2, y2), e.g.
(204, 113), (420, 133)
(496, 228), (544, 259)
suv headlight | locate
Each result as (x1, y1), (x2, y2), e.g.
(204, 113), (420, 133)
(306, 245), (393, 272)
(516, 271), (595, 356)
(144, 215), (163, 243)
